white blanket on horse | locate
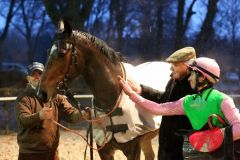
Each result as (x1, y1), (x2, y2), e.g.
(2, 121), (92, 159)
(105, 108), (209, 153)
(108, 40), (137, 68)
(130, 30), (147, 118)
(93, 61), (171, 145)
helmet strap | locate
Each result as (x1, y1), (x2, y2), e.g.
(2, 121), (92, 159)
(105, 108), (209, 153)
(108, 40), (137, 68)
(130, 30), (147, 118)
(195, 72), (213, 93)
(193, 71), (199, 92)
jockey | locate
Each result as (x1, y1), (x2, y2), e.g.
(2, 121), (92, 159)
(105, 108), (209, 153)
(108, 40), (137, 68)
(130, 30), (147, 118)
(126, 47), (197, 160)
(119, 57), (240, 159)
(187, 57), (220, 92)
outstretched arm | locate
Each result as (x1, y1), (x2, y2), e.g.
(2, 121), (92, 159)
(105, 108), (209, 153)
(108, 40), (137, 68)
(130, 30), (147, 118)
(118, 76), (185, 115)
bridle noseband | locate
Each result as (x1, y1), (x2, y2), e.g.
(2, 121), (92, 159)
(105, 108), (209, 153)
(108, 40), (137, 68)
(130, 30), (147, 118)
(54, 32), (126, 118)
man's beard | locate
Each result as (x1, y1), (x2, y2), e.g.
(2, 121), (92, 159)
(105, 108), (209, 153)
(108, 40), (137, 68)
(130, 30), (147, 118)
(26, 76), (39, 89)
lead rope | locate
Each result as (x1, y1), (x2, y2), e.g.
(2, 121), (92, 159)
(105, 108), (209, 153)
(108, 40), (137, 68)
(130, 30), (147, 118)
(81, 62), (126, 123)
(39, 100), (107, 150)
(49, 62), (126, 151)
(50, 119), (108, 151)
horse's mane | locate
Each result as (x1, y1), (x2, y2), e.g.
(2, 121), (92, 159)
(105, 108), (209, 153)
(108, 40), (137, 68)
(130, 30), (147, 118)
(74, 31), (123, 64)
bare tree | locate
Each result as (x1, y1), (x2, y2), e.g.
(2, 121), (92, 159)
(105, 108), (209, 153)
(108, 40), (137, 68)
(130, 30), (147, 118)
(195, 0), (219, 51)
(11, 0), (50, 63)
(216, 0), (240, 68)
(105, 0), (127, 50)
(115, 0), (127, 50)
(155, 0), (164, 56)
(107, 0), (116, 42)
(0, 0), (17, 62)
(175, 0), (196, 49)
(86, 0), (108, 37)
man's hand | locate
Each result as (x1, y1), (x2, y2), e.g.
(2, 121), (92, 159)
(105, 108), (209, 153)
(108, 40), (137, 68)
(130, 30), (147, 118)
(118, 76), (135, 96)
(81, 107), (92, 120)
(39, 107), (53, 120)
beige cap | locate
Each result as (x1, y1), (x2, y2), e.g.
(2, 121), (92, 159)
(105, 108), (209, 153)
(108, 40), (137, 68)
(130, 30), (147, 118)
(166, 47), (196, 63)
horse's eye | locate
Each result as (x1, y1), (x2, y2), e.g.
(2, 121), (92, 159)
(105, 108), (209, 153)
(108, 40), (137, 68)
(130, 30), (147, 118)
(56, 42), (72, 57)
(57, 46), (67, 57)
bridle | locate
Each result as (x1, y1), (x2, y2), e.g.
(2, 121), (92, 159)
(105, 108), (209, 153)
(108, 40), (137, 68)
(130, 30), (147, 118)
(54, 31), (126, 122)
(56, 32), (78, 87)
(44, 31), (126, 152)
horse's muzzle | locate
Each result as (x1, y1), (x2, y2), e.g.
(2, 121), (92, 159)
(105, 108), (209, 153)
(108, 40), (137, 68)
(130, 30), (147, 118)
(37, 90), (48, 103)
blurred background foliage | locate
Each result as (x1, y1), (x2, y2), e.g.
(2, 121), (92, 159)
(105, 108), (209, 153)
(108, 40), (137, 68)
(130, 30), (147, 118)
(0, 0), (239, 95)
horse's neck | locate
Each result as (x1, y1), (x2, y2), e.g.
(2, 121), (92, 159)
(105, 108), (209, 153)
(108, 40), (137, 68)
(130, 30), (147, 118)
(83, 58), (122, 108)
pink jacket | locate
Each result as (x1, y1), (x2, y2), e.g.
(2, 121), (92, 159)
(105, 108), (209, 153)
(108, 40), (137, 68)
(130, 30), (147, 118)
(129, 92), (240, 140)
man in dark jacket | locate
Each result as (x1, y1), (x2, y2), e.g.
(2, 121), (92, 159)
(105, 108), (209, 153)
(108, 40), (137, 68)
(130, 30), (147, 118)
(130, 47), (197, 160)
(16, 62), (87, 160)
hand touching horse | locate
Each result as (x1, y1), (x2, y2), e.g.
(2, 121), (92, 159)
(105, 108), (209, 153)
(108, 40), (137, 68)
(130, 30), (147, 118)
(38, 19), (169, 160)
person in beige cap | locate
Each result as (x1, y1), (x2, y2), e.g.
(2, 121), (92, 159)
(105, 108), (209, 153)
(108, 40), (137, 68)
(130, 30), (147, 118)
(124, 47), (197, 160)
(165, 47), (196, 63)
(120, 57), (240, 160)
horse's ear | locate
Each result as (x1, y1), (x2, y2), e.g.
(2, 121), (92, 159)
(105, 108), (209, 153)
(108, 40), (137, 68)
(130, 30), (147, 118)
(57, 19), (72, 36)
(63, 19), (72, 36)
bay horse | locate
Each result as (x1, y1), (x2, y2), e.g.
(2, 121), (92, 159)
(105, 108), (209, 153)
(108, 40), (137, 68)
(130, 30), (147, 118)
(38, 19), (169, 160)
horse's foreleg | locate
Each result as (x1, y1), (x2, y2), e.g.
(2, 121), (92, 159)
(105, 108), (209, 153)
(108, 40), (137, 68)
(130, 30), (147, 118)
(120, 136), (141, 160)
(140, 129), (159, 160)
(123, 149), (141, 160)
(141, 140), (154, 160)
(97, 143), (115, 160)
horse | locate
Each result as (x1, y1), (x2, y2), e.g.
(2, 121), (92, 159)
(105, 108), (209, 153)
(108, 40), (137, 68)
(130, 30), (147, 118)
(37, 19), (171, 160)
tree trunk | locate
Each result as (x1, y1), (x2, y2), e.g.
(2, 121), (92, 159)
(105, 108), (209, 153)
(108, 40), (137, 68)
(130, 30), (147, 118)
(155, 0), (164, 58)
(175, 0), (196, 50)
(115, 0), (127, 50)
(175, 0), (185, 50)
(0, 0), (16, 64)
(195, 0), (219, 52)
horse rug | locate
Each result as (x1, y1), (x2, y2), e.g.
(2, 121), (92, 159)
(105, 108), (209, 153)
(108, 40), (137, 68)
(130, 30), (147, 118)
(93, 61), (171, 145)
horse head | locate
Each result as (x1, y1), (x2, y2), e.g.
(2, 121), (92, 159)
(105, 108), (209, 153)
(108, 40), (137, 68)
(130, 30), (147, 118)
(38, 19), (84, 102)
(38, 19), (124, 112)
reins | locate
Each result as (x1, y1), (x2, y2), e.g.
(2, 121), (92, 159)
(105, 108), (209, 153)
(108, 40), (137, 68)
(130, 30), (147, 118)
(61, 34), (77, 84)
(47, 33), (127, 151)
(51, 49), (126, 150)
(81, 62), (126, 123)
(50, 62), (126, 150)
(59, 41), (126, 122)
(50, 119), (107, 151)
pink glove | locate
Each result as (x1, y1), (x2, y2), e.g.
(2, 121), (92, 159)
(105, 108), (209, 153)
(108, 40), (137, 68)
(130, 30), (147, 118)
(118, 76), (135, 96)
(126, 79), (142, 94)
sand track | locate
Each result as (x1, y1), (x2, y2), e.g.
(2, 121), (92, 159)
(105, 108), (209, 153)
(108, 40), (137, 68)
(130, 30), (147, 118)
(0, 130), (158, 160)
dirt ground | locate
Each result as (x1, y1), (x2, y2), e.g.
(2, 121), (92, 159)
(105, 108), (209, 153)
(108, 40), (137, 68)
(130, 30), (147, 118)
(0, 130), (158, 160)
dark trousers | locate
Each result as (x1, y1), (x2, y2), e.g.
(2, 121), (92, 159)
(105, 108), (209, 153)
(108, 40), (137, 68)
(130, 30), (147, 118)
(158, 116), (192, 160)
(18, 151), (59, 160)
